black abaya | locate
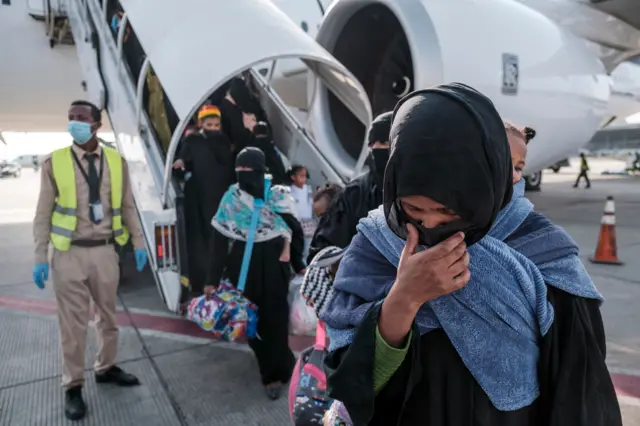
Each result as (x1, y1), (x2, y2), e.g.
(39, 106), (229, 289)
(307, 169), (382, 265)
(325, 285), (621, 426)
(177, 132), (233, 293)
(220, 98), (255, 157)
(250, 136), (289, 186)
(206, 212), (305, 384)
(324, 223), (622, 426)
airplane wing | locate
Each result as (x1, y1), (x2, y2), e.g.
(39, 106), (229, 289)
(589, 0), (640, 32)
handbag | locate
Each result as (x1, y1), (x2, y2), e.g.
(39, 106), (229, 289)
(300, 246), (346, 317)
(186, 197), (264, 342)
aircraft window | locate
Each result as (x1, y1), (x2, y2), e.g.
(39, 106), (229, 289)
(301, 21), (308, 32)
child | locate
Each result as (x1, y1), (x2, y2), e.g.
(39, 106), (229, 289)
(504, 121), (535, 184)
(312, 184), (342, 218)
(289, 165), (315, 259)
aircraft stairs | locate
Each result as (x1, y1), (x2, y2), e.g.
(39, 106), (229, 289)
(62, 0), (372, 313)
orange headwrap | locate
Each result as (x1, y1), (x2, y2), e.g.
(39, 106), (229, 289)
(197, 105), (221, 123)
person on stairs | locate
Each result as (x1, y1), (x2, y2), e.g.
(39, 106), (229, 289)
(205, 147), (306, 400)
(289, 164), (315, 260)
(172, 105), (234, 295)
(32, 100), (148, 421)
(307, 111), (392, 264)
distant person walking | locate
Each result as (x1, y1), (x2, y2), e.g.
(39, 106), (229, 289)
(573, 152), (591, 189)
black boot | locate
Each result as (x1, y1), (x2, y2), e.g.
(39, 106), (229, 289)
(264, 382), (283, 400)
(95, 365), (140, 386)
(64, 386), (86, 421)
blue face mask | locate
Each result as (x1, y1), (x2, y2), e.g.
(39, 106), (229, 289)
(68, 121), (94, 145)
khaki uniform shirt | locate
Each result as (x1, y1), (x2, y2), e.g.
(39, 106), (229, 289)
(33, 143), (144, 264)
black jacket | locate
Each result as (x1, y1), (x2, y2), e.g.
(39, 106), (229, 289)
(307, 171), (382, 264)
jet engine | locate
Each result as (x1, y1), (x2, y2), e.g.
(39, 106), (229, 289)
(310, 0), (611, 175)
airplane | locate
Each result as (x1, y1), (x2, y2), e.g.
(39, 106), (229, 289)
(3, 0), (640, 187)
(1, 0), (639, 311)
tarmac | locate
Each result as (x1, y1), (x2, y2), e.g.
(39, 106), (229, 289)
(0, 157), (639, 425)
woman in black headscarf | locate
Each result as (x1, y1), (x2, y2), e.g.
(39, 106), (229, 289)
(173, 105), (233, 294)
(320, 83), (621, 425)
(307, 111), (393, 264)
(251, 121), (289, 185)
(219, 77), (260, 156)
(206, 147), (306, 400)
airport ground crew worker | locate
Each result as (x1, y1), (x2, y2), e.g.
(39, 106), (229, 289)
(573, 152), (591, 188)
(32, 100), (148, 421)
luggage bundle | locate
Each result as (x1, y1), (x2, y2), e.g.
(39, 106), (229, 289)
(187, 197), (263, 342)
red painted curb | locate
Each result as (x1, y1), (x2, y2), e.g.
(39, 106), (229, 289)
(0, 294), (638, 398)
(0, 295), (314, 351)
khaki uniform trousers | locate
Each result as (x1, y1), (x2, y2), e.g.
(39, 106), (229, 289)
(52, 244), (120, 389)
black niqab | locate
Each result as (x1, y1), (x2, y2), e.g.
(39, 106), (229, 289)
(236, 147), (266, 200)
(367, 111), (393, 185)
(368, 111), (393, 146)
(384, 83), (513, 247)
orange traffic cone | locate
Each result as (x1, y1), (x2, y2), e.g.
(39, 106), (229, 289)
(589, 196), (623, 265)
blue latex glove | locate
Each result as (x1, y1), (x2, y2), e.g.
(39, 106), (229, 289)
(33, 263), (49, 289)
(134, 248), (148, 272)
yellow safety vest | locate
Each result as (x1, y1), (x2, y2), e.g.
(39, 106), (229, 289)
(50, 146), (130, 251)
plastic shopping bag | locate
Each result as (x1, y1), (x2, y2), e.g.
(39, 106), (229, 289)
(289, 288), (317, 337)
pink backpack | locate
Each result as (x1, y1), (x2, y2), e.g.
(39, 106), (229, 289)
(288, 321), (332, 424)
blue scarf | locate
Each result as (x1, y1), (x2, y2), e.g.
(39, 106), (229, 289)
(212, 183), (296, 243)
(321, 181), (603, 411)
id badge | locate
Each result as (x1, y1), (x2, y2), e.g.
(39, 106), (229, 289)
(91, 202), (105, 222)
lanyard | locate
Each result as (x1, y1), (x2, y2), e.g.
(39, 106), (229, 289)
(71, 148), (104, 190)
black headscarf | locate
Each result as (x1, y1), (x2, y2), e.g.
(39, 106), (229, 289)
(367, 111), (393, 184)
(384, 83), (513, 247)
(236, 147), (266, 199)
(368, 111), (393, 146)
(228, 77), (255, 113)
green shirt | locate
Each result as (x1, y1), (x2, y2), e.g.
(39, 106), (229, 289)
(373, 326), (412, 392)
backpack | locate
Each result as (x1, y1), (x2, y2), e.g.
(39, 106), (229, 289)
(288, 321), (332, 425)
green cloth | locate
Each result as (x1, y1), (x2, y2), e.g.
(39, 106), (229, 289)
(373, 326), (411, 392)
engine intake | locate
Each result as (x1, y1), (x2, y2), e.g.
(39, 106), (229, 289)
(313, 0), (611, 175)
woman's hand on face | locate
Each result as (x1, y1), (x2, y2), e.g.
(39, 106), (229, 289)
(391, 223), (470, 311)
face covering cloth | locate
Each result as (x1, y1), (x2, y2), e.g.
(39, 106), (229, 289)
(68, 121), (94, 145)
(367, 111), (393, 146)
(212, 147), (296, 243)
(321, 83), (603, 411)
(235, 146), (267, 199)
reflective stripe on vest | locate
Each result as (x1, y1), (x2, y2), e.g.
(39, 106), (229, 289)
(50, 146), (130, 251)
